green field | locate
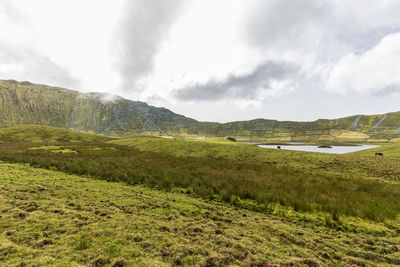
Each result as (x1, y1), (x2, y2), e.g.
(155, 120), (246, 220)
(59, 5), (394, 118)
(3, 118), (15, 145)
(110, 135), (400, 182)
(1, 126), (400, 221)
(1, 125), (400, 265)
(2, 162), (400, 266)
(353, 142), (400, 159)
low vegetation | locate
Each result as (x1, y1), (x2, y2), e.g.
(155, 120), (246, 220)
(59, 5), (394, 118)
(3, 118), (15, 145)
(354, 142), (400, 159)
(1, 126), (400, 222)
(110, 136), (400, 181)
(1, 161), (400, 266)
(0, 125), (111, 143)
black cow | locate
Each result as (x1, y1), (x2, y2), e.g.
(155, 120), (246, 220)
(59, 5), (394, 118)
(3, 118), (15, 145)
(277, 146), (281, 149)
(375, 152), (383, 157)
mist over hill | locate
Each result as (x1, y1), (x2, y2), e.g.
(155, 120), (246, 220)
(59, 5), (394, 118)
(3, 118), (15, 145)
(1, 79), (400, 142)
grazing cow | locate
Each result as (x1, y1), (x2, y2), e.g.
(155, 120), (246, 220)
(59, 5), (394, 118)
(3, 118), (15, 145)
(375, 152), (383, 157)
(277, 146), (281, 149)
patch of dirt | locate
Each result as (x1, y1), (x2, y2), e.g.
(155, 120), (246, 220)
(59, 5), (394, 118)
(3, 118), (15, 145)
(111, 258), (126, 267)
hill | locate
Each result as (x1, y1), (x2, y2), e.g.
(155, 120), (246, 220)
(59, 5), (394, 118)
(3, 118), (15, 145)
(1, 79), (400, 142)
(0, 125), (111, 143)
(353, 142), (400, 159)
(0, 80), (195, 136)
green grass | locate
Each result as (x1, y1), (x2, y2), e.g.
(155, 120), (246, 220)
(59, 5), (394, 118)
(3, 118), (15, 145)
(0, 125), (111, 143)
(29, 145), (78, 154)
(1, 126), (400, 222)
(111, 135), (400, 181)
(1, 161), (400, 266)
(353, 143), (400, 159)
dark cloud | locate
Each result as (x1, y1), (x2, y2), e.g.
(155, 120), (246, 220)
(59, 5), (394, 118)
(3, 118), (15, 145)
(245, 0), (400, 54)
(116, 0), (188, 92)
(372, 85), (400, 96)
(246, 0), (329, 49)
(174, 61), (297, 101)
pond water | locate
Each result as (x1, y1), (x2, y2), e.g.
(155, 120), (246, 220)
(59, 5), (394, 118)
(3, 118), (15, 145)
(258, 144), (380, 154)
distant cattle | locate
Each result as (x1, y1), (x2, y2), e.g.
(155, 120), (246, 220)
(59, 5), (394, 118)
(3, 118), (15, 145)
(375, 152), (384, 157)
(277, 146), (281, 149)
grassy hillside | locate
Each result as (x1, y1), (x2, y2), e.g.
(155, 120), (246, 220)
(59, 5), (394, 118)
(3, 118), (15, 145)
(2, 79), (400, 141)
(110, 136), (400, 182)
(353, 143), (400, 159)
(2, 161), (400, 266)
(0, 125), (112, 143)
(1, 126), (400, 223)
(0, 80), (195, 136)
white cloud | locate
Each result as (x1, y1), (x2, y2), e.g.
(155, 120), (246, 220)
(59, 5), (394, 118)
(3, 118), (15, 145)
(0, 0), (124, 92)
(326, 33), (400, 94)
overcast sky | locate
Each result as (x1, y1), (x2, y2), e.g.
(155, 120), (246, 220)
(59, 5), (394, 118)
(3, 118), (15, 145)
(1, 0), (400, 122)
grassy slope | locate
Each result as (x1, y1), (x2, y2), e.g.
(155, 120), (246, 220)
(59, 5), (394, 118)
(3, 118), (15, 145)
(1, 161), (400, 266)
(2, 79), (400, 141)
(353, 143), (400, 159)
(1, 126), (400, 222)
(110, 136), (400, 182)
(0, 125), (112, 143)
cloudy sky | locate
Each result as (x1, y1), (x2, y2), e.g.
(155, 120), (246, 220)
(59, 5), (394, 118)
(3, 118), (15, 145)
(1, 0), (400, 122)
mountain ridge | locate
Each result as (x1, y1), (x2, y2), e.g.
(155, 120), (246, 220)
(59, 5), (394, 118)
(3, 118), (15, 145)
(1, 79), (400, 142)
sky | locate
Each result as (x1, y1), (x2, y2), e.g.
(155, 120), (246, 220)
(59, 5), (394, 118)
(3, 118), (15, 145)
(1, 0), (400, 122)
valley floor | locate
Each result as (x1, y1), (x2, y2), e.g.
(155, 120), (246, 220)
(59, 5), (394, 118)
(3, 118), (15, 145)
(1, 161), (400, 266)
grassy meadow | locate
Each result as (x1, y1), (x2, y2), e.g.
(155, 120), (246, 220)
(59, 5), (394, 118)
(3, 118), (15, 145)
(354, 142), (400, 159)
(1, 126), (400, 221)
(110, 135), (400, 182)
(1, 125), (400, 265)
(1, 161), (400, 266)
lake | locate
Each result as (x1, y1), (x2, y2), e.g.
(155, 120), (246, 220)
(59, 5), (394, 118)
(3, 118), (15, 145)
(258, 144), (380, 154)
